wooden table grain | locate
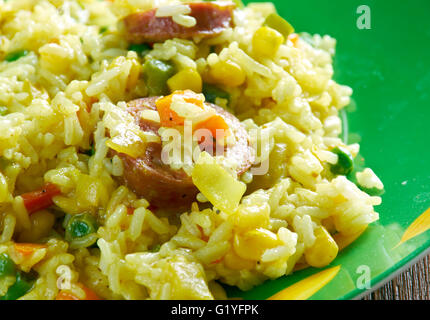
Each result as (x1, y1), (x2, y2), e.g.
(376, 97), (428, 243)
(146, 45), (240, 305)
(363, 254), (430, 300)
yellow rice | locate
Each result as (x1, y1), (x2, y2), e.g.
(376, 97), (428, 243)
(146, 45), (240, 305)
(0, 0), (383, 300)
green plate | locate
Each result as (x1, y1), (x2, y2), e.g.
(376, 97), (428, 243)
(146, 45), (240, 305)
(227, 0), (430, 300)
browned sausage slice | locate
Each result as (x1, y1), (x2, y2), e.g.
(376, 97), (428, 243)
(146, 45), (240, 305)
(122, 2), (235, 43)
(113, 97), (254, 209)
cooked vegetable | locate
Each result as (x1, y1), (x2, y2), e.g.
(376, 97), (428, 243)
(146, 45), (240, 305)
(155, 90), (205, 127)
(330, 147), (354, 176)
(114, 96), (253, 209)
(232, 0), (245, 8)
(0, 106), (8, 116)
(149, 244), (161, 252)
(264, 13), (294, 38)
(357, 185), (385, 197)
(355, 168), (384, 196)
(14, 243), (47, 256)
(193, 113), (230, 141)
(143, 59), (176, 96)
(128, 43), (152, 58)
(122, 2), (235, 43)
(156, 90), (231, 141)
(252, 26), (284, 57)
(209, 60), (246, 87)
(167, 68), (202, 93)
(83, 144), (95, 156)
(21, 183), (62, 215)
(191, 152), (246, 214)
(0, 253), (15, 278)
(4, 50), (29, 62)
(202, 84), (230, 105)
(65, 213), (98, 248)
(99, 26), (108, 34)
(56, 283), (100, 300)
(0, 272), (35, 300)
(233, 228), (280, 261)
(304, 226), (339, 268)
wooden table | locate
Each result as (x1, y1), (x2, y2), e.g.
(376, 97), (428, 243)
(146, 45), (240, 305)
(363, 254), (430, 300)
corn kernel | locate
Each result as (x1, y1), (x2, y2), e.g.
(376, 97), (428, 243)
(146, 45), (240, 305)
(252, 26), (285, 57)
(304, 226), (339, 268)
(167, 68), (202, 93)
(235, 203), (270, 231)
(127, 58), (142, 90)
(233, 228), (281, 261)
(209, 60), (246, 87)
(224, 250), (255, 270)
(75, 174), (109, 209)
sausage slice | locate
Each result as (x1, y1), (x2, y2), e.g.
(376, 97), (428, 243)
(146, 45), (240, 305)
(122, 2), (235, 43)
(113, 96), (254, 209)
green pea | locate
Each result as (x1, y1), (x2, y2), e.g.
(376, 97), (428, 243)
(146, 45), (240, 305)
(4, 50), (29, 62)
(99, 26), (109, 34)
(232, 0), (244, 8)
(202, 84), (230, 105)
(330, 147), (354, 176)
(264, 13), (295, 38)
(0, 253), (15, 278)
(0, 106), (8, 116)
(143, 59), (176, 96)
(0, 272), (34, 300)
(128, 43), (152, 58)
(83, 144), (95, 156)
(149, 244), (161, 253)
(65, 213), (98, 241)
(357, 185), (385, 197)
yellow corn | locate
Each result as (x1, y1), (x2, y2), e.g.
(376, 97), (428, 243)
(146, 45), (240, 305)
(304, 226), (339, 268)
(75, 174), (109, 209)
(224, 250), (255, 270)
(209, 60), (246, 87)
(235, 203), (270, 231)
(252, 26), (285, 57)
(167, 68), (202, 93)
(127, 58), (142, 90)
(233, 228), (281, 261)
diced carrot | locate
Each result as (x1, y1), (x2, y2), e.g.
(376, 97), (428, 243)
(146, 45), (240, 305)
(156, 90), (230, 145)
(193, 114), (230, 140)
(56, 291), (80, 300)
(127, 207), (135, 215)
(210, 258), (224, 265)
(156, 90), (205, 127)
(80, 284), (100, 300)
(56, 283), (101, 300)
(288, 33), (299, 47)
(21, 183), (61, 215)
(14, 243), (47, 256)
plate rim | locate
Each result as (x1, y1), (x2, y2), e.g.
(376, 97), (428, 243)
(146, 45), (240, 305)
(349, 245), (430, 300)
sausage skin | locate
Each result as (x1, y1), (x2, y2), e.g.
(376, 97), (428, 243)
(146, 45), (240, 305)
(122, 2), (235, 43)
